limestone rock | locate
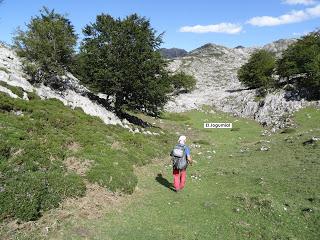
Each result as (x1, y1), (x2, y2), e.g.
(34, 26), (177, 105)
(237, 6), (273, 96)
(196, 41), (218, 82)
(0, 44), (122, 126)
(165, 40), (320, 128)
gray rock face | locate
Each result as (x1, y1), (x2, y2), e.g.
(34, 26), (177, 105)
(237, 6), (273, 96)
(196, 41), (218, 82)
(0, 44), (123, 126)
(165, 40), (320, 128)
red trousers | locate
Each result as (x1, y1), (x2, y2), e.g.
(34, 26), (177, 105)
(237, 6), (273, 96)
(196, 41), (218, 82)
(173, 168), (186, 191)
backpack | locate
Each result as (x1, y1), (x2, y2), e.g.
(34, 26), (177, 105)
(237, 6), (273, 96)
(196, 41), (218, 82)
(171, 144), (188, 170)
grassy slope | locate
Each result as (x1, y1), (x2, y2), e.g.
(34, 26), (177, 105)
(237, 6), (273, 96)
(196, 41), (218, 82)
(0, 88), (319, 239)
(0, 92), (174, 223)
(49, 107), (320, 240)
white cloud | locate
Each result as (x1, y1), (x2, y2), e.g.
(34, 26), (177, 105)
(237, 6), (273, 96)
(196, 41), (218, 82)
(179, 23), (242, 34)
(282, 0), (316, 5)
(247, 4), (320, 26)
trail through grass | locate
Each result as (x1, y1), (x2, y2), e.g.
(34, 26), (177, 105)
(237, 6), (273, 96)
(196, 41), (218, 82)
(48, 107), (320, 240)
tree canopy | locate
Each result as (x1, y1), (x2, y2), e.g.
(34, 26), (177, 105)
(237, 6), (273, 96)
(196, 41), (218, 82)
(237, 49), (276, 95)
(276, 30), (320, 98)
(14, 7), (77, 84)
(170, 71), (196, 94)
(74, 13), (171, 116)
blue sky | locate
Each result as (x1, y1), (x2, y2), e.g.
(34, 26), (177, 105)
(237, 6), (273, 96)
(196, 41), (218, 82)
(0, 0), (319, 51)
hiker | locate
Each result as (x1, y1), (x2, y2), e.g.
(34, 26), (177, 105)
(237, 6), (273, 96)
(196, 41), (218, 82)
(170, 135), (192, 191)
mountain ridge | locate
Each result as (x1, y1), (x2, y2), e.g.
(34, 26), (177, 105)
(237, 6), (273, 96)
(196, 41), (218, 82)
(165, 38), (319, 129)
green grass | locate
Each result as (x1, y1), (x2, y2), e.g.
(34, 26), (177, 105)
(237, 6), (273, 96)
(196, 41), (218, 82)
(1, 93), (319, 239)
(45, 107), (319, 240)
(0, 81), (24, 98)
(0, 93), (174, 223)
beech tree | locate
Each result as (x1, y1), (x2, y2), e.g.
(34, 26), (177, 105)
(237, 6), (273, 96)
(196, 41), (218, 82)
(75, 13), (171, 116)
(237, 49), (276, 95)
(14, 7), (77, 84)
(277, 30), (320, 98)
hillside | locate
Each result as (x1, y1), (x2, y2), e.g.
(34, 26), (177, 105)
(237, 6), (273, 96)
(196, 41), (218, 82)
(165, 39), (320, 129)
(0, 39), (319, 239)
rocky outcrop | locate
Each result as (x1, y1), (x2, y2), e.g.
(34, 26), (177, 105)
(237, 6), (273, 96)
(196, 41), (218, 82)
(165, 40), (320, 128)
(0, 44), (123, 126)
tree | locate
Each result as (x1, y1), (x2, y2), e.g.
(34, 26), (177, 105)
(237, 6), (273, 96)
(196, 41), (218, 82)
(170, 71), (196, 94)
(276, 30), (320, 98)
(74, 14), (171, 116)
(14, 7), (77, 85)
(237, 49), (276, 95)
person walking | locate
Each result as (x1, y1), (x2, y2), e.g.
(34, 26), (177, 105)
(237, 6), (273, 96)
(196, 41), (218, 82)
(170, 135), (192, 192)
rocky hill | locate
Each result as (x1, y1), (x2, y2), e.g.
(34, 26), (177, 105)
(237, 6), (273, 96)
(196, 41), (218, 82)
(165, 39), (319, 129)
(0, 43), (127, 126)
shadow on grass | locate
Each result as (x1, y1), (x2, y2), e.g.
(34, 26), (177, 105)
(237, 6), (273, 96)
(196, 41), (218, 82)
(155, 173), (175, 192)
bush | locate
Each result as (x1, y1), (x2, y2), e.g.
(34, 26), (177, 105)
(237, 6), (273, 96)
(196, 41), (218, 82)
(13, 7), (77, 84)
(238, 49), (276, 94)
(0, 171), (85, 221)
(276, 30), (320, 99)
(170, 71), (196, 93)
(74, 13), (171, 116)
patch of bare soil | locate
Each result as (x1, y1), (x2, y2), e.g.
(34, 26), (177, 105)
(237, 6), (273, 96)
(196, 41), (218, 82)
(64, 157), (93, 176)
(66, 141), (81, 152)
(111, 141), (122, 150)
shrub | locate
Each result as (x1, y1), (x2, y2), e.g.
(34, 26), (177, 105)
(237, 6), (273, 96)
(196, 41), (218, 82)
(170, 71), (196, 93)
(74, 13), (171, 116)
(276, 30), (320, 99)
(0, 171), (85, 221)
(238, 49), (276, 95)
(13, 7), (77, 84)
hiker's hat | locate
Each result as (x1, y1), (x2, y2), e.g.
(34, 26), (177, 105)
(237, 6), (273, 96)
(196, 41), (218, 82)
(178, 135), (186, 144)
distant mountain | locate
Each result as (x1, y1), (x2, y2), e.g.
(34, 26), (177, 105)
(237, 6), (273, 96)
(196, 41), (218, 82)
(159, 48), (188, 59)
(234, 45), (245, 49)
(262, 39), (296, 57)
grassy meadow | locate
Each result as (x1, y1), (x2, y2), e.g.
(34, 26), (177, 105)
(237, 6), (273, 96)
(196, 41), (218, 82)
(0, 89), (319, 239)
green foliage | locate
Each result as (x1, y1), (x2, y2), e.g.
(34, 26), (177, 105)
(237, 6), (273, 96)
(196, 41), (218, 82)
(73, 13), (171, 116)
(276, 30), (320, 98)
(0, 171), (85, 221)
(13, 7), (77, 84)
(170, 71), (196, 93)
(238, 49), (276, 94)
